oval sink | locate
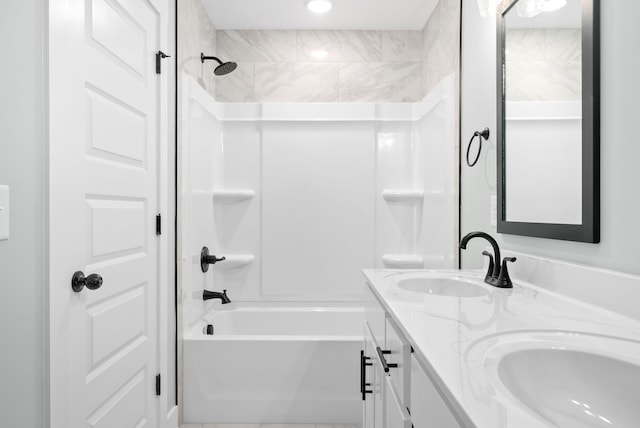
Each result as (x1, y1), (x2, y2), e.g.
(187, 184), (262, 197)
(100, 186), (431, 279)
(395, 275), (489, 297)
(498, 349), (640, 427)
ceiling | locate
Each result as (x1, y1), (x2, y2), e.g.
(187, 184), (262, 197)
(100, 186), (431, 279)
(201, 0), (440, 31)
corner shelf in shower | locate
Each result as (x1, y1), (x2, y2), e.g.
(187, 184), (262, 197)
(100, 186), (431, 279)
(382, 189), (424, 203)
(217, 254), (255, 269)
(212, 189), (255, 203)
(382, 254), (425, 268)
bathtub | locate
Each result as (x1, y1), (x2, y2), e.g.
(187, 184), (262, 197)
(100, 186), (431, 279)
(183, 304), (364, 423)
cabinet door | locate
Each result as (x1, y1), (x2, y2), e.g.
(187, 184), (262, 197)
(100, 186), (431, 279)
(410, 355), (461, 428)
(364, 322), (386, 428)
(385, 377), (411, 428)
(363, 326), (375, 428)
(373, 349), (386, 428)
(385, 317), (412, 407)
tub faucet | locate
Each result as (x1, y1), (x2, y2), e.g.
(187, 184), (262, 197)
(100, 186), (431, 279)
(203, 289), (231, 304)
(460, 231), (515, 288)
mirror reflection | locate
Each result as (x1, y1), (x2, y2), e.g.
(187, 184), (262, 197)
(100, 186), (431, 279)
(503, 0), (582, 224)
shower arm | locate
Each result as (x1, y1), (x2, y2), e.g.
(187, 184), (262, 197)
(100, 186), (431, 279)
(200, 53), (223, 65)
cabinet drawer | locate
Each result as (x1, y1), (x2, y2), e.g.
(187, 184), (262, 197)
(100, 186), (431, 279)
(365, 281), (386, 345)
(410, 355), (460, 428)
(384, 376), (411, 428)
(384, 317), (411, 406)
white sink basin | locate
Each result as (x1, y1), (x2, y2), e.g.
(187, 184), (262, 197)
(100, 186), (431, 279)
(387, 271), (489, 297)
(498, 349), (640, 427)
(470, 331), (640, 428)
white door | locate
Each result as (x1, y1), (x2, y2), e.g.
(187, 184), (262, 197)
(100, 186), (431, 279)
(48, 0), (169, 426)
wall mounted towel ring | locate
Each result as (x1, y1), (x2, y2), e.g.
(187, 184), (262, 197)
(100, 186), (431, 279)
(466, 127), (490, 167)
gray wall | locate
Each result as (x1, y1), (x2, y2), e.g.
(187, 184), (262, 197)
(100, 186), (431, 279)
(461, 0), (640, 275)
(0, 1), (45, 427)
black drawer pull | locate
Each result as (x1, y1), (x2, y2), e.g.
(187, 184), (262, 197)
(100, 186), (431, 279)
(360, 350), (373, 400)
(376, 346), (398, 373)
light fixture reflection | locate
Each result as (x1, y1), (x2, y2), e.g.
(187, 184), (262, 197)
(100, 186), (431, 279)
(515, 0), (568, 17)
(306, 0), (333, 14)
(541, 0), (568, 12)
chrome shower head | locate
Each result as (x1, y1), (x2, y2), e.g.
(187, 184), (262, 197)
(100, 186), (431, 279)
(200, 53), (237, 76)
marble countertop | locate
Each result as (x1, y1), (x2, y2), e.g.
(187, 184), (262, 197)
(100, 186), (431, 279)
(362, 268), (640, 428)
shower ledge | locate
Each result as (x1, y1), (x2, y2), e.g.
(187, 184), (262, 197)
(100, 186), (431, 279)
(382, 189), (424, 202)
(382, 254), (424, 268)
(213, 189), (255, 203)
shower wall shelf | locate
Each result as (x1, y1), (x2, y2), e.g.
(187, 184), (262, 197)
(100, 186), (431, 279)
(216, 254), (255, 269)
(212, 189), (255, 203)
(382, 254), (425, 268)
(382, 189), (424, 203)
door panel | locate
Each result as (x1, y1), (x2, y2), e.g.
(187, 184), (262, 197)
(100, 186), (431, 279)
(49, 0), (164, 426)
(88, 0), (148, 76)
(86, 87), (147, 166)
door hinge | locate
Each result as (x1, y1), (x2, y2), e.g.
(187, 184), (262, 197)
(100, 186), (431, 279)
(156, 50), (170, 74)
(156, 214), (161, 235)
(156, 374), (161, 396)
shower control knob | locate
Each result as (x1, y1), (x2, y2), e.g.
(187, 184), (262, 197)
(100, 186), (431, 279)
(71, 271), (103, 292)
(201, 246), (226, 272)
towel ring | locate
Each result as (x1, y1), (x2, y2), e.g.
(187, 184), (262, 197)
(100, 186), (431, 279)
(466, 127), (490, 167)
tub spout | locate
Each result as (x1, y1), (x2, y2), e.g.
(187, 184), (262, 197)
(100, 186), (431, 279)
(203, 289), (231, 304)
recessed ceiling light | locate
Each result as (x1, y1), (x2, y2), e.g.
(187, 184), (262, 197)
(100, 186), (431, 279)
(306, 0), (332, 14)
(310, 49), (329, 59)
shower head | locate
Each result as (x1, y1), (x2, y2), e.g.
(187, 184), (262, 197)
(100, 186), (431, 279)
(200, 53), (237, 76)
(214, 61), (237, 76)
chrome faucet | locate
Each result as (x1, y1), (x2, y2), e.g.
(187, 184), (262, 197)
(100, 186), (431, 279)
(460, 231), (516, 288)
(203, 289), (231, 304)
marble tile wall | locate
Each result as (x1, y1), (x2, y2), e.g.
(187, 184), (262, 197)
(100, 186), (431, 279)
(179, 0), (217, 98)
(421, 0), (461, 95)
(505, 28), (581, 101)
(215, 30), (424, 102)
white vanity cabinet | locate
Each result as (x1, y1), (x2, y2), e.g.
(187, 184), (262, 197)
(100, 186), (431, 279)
(362, 282), (461, 428)
(410, 355), (460, 428)
(363, 324), (385, 428)
(364, 322), (409, 428)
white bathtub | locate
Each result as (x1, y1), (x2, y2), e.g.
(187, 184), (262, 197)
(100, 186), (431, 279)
(183, 304), (364, 424)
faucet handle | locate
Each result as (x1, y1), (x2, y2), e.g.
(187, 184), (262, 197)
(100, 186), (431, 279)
(201, 246), (226, 272)
(496, 257), (517, 288)
(481, 250), (495, 281)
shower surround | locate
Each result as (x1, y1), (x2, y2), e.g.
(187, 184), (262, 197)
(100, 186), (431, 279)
(177, 0), (461, 424)
(180, 71), (458, 422)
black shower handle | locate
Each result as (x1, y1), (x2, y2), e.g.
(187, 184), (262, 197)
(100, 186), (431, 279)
(200, 246), (226, 272)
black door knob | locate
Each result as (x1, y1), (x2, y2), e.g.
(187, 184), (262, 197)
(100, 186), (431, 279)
(71, 271), (103, 292)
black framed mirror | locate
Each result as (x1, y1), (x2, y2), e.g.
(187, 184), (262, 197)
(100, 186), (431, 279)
(497, 0), (600, 242)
